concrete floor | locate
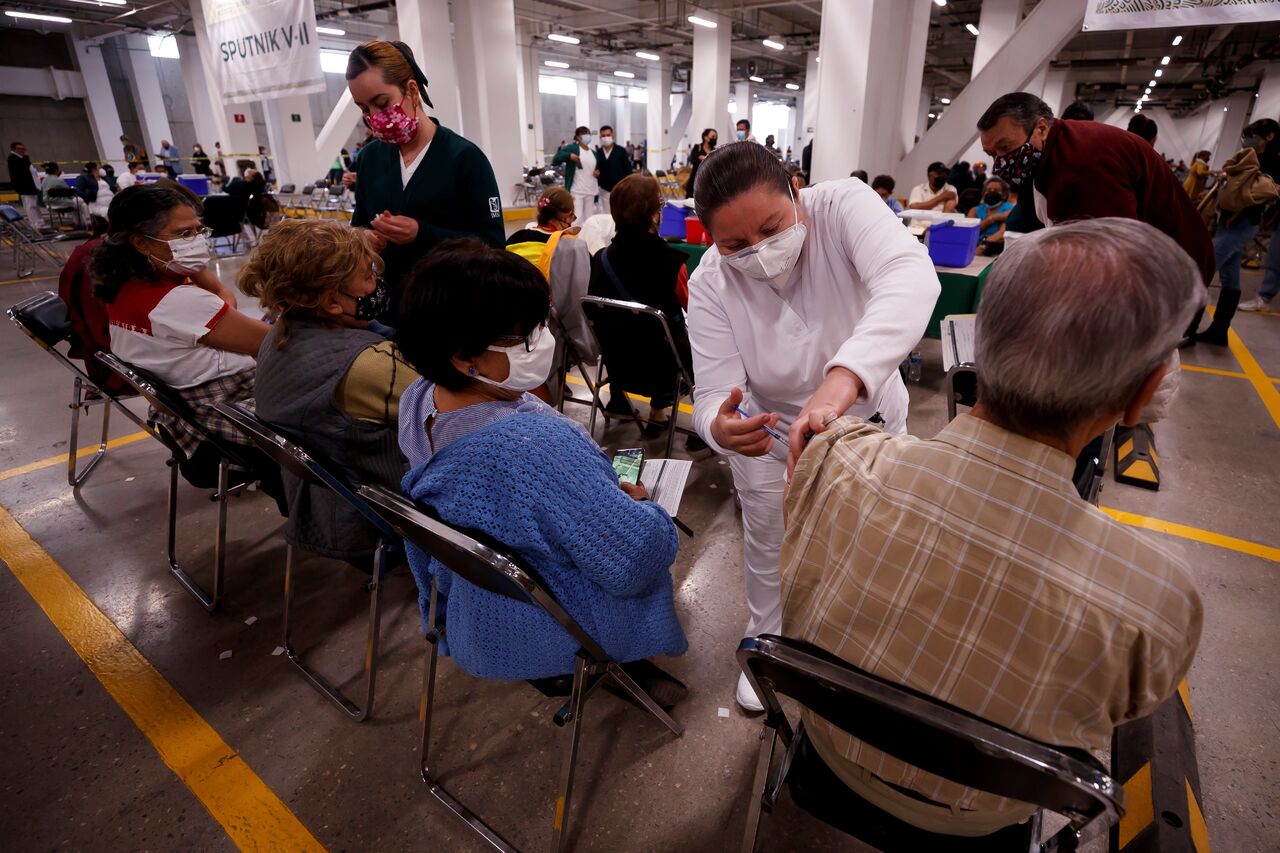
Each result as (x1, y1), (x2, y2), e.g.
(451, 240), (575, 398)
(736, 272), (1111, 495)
(0, 233), (1277, 852)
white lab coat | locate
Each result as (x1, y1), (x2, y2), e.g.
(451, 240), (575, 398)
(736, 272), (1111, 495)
(687, 177), (940, 638)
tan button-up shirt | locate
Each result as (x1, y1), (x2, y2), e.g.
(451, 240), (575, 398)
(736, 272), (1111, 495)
(781, 414), (1202, 818)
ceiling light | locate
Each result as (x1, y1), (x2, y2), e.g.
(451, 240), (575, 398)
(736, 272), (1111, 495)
(1172, 35), (1183, 46)
(785, 82), (800, 90)
(1224, 106), (1229, 111)
(1134, 107), (1141, 113)
(67, 0), (126, 5)
(1149, 79), (1157, 86)
(928, 113), (937, 118)
(1154, 69), (1163, 77)
(5, 10), (73, 22)
(614, 70), (635, 78)
(315, 26), (346, 35)
(816, 56), (821, 63)
(1144, 87), (1151, 94)
(933, 0), (947, 6)
(688, 14), (717, 28)
(1160, 55), (1170, 65)
(635, 51), (659, 61)
(940, 97), (951, 104)
(547, 33), (580, 44)
(748, 75), (764, 83)
(763, 38), (785, 50)
(966, 23), (980, 36)
(544, 60), (570, 69)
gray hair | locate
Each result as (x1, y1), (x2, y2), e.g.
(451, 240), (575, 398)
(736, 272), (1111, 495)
(977, 92), (1054, 133)
(974, 218), (1203, 438)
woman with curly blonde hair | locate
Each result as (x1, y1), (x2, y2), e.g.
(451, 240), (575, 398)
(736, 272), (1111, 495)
(240, 218), (419, 565)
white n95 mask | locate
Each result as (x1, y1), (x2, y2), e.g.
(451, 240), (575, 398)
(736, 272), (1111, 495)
(473, 324), (556, 392)
(723, 187), (807, 286)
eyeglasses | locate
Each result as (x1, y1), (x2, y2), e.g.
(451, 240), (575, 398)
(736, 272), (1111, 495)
(148, 226), (212, 242)
(492, 323), (547, 353)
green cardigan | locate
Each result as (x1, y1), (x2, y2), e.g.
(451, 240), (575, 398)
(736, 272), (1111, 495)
(353, 122), (505, 294)
(551, 142), (603, 192)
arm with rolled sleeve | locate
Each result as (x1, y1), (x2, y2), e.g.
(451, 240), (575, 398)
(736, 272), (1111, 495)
(823, 187), (940, 404)
(687, 261), (749, 454)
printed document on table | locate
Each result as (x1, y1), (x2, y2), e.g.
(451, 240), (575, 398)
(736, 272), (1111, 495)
(640, 459), (693, 518)
(941, 314), (977, 372)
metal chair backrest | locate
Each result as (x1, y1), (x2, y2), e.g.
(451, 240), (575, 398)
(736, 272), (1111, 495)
(8, 290), (71, 350)
(280, 183), (296, 194)
(46, 185), (77, 201)
(358, 483), (610, 661)
(300, 183), (315, 194)
(202, 194), (247, 238)
(580, 295), (693, 396)
(213, 401), (395, 538)
(738, 635), (1124, 835)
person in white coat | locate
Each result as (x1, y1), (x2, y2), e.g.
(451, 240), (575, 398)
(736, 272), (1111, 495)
(687, 142), (940, 711)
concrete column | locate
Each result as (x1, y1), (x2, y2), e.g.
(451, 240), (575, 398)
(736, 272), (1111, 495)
(614, 85), (632, 150)
(646, 60), (672, 172)
(971, 0), (1023, 79)
(670, 92), (692, 163)
(186, 1), (261, 171)
(516, 25), (544, 166)
(802, 51), (820, 141)
(691, 10), (731, 139)
(123, 34), (174, 161)
(916, 89), (930, 141)
(452, 0), (525, 203)
(786, 95), (800, 156)
(67, 36), (125, 164)
(1212, 91), (1255, 166)
(397, 0), (462, 131)
(733, 80), (754, 133)
(812, 0), (930, 182)
(575, 72), (601, 131)
(1186, 102), (1227, 163)
(1254, 62), (1280, 129)
(177, 35), (229, 172)
(263, 95), (335, 188)
(894, 0), (1085, 189)
(1040, 66), (1072, 118)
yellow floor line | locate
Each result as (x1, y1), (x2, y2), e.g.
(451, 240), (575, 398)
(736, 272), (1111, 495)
(0, 502), (326, 852)
(1100, 506), (1280, 563)
(0, 274), (59, 287)
(0, 431), (152, 483)
(1207, 307), (1280, 430)
(564, 373), (695, 415)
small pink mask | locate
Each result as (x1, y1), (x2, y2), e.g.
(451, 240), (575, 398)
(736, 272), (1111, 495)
(364, 97), (419, 145)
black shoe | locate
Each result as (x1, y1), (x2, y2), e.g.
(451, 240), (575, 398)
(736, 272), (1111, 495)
(685, 434), (709, 452)
(607, 659), (688, 711)
(604, 395), (634, 417)
(1195, 326), (1229, 346)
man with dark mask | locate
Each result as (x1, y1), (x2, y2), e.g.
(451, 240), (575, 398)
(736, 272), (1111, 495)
(906, 161), (958, 212)
(976, 91), (1215, 491)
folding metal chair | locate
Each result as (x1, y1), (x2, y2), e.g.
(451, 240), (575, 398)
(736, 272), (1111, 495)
(0, 205), (65, 277)
(213, 401), (397, 722)
(44, 185), (84, 230)
(580, 295), (697, 460)
(357, 483), (684, 852)
(202, 193), (249, 255)
(737, 635), (1125, 853)
(7, 291), (157, 486)
(96, 352), (259, 612)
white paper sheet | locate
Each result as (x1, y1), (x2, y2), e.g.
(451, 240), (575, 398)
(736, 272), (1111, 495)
(640, 459), (693, 518)
(941, 314), (977, 372)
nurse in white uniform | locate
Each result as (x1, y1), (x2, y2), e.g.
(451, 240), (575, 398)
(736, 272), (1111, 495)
(687, 142), (940, 711)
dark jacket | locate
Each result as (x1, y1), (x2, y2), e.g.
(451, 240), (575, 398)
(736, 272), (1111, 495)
(7, 152), (37, 195)
(74, 171), (100, 203)
(353, 122), (504, 300)
(552, 142), (602, 192)
(686, 143), (711, 196)
(1036, 119), (1215, 287)
(595, 145), (632, 191)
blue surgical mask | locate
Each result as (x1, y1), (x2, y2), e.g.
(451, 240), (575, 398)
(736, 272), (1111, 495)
(736, 130), (747, 141)
(581, 134), (593, 145)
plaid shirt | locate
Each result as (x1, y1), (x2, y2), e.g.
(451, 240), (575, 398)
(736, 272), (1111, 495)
(780, 414), (1202, 817)
(150, 368), (256, 459)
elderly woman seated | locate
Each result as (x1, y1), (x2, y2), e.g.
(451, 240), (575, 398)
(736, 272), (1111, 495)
(90, 184), (282, 502)
(395, 239), (688, 701)
(239, 219), (419, 565)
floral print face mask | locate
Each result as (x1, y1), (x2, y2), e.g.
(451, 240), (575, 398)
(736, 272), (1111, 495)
(364, 96), (419, 145)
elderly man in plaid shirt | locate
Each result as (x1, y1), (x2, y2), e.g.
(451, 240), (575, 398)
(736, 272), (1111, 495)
(780, 217), (1204, 837)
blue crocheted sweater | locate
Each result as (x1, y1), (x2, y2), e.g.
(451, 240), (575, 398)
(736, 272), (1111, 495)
(402, 411), (688, 680)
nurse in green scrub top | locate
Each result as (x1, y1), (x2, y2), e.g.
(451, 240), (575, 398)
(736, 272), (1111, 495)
(345, 40), (505, 317)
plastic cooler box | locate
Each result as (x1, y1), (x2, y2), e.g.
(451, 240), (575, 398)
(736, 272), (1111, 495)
(925, 218), (981, 267)
(176, 173), (211, 197)
(685, 215), (711, 245)
(659, 203), (688, 240)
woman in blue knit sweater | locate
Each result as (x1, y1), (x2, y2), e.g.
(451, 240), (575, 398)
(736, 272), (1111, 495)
(395, 240), (688, 697)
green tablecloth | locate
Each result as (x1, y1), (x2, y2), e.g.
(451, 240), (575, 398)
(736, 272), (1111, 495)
(669, 240), (711, 273)
(926, 256), (995, 339)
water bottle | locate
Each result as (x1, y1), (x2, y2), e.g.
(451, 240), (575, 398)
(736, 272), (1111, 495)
(907, 350), (923, 382)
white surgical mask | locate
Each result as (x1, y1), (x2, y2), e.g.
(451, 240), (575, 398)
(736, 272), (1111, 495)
(473, 324), (555, 392)
(600, 135), (613, 146)
(581, 134), (593, 146)
(149, 233), (211, 275)
(722, 186), (807, 286)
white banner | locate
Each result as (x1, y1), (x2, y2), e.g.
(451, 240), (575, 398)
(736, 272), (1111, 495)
(202, 0), (325, 103)
(1084, 0), (1280, 32)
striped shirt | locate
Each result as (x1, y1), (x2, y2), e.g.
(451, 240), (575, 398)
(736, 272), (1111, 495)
(780, 414), (1201, 822)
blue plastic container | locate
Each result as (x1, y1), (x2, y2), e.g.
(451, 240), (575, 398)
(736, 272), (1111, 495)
(925, 219), (981, 267)
(176, 174), (211, 197)
(659, 203), (688, 240)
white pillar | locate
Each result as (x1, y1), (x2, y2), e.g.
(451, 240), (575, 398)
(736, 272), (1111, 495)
(263, 95), (333, 188)
(916, 89), (930, 142)
(669, 92), (692, 164)
(177, 35), (229, 172)
(575, 71), (601, 132)
(971, 0), (1023, 79)
(1212, 91), (1256, 167)
(646, 60), (672, 172)
(691, 11), (731, 140)
(452, 0), (524, 204)
(186, 1), (259, 171)
(516, 24), (543, 167)
(123, 34), (174, 161)
(802, 51), (820, 141)
(614, 86), (632, 151)
(67, 35), (125, 164)
(733, 80), (754, 133)
(813, 0), (930, 183)
(397, 0), (462, 131)
(1041, 66), (1072, 118)
(1254, 63), (1280, 130)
